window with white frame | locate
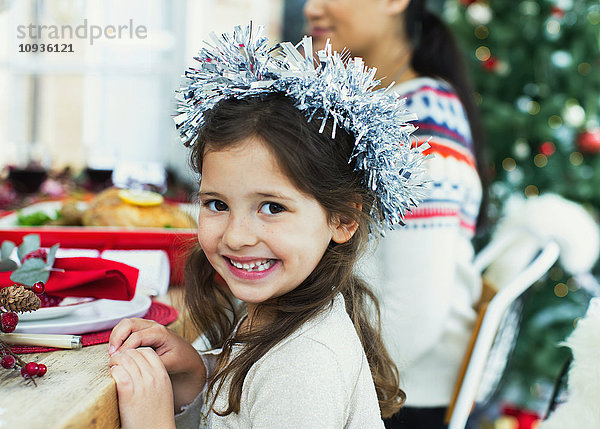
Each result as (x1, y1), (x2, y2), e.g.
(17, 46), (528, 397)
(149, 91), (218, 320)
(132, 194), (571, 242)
(1, 0), (283, 183)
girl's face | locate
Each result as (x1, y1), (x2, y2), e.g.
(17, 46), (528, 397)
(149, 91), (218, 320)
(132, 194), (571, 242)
(197, 137), (343, 310)
(303, 0), (403, 57)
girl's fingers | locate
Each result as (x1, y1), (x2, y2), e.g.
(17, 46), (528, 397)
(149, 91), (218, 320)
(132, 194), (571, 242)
(108, 318), (159, 355)
(108, 322), (197, 377)
(110, 348), (175, 429)
(109, 348), (144, 381)
(110, 349), (171, 405)
(136, 347), (166, 371)
(109, 348), (167, 378)
(120, 348), (161, 373)
(110, 365), (134, 399)
(117, 323), (170, 355)
(135, 348), (172, 384)
(110, 352), (145, 408)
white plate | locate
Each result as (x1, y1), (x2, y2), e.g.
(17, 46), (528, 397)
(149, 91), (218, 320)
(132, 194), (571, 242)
(14, 294), (152, 334)
(19, 297), (97, 321)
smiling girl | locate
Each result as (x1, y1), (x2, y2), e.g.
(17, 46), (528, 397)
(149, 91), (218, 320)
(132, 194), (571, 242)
(106, 25), (427, 429)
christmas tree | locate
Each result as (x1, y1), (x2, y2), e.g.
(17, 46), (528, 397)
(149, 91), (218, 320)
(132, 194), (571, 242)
(446, 0), (600, 214)
(445, 0), (600, 424)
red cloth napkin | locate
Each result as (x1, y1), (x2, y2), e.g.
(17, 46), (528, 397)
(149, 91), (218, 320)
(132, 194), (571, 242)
(0, 257), (138, 301)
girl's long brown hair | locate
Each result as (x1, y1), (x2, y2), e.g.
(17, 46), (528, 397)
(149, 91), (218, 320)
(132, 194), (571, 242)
(184, 93), (404, 418)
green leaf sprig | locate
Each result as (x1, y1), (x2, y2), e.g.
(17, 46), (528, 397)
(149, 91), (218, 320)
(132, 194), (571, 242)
(0, 234), (61, 286)
(0, 241), (17, 272)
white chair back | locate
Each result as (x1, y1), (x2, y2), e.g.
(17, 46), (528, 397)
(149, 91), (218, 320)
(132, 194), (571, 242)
(448, 229), (560, 429)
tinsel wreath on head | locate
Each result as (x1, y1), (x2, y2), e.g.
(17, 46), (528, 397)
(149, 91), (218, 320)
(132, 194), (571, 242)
(174, 23), (430, 231)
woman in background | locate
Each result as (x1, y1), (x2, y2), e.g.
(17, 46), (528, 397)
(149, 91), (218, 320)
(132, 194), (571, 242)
(304, 1), (487, 428)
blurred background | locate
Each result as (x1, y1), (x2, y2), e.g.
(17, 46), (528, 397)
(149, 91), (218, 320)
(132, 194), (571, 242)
(0, 0), (283, 199)
(1, 1), (600, 428)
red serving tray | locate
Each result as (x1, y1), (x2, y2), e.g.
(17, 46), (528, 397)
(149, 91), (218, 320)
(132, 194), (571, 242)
(1, 199), (197, 286)
(0, 227), (196, 285)
(0, 199), (199, 284)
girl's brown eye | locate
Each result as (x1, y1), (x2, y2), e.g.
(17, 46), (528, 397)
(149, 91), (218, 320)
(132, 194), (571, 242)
(206, 200), (228, 211)
(259, 202), (285, 215)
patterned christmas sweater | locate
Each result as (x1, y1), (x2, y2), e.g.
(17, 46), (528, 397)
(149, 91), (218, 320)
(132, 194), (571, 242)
(404, 77), (481, 234)
(358, 77), (483, 407)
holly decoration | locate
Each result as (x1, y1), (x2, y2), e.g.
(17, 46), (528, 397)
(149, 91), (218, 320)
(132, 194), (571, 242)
(1, 353), (16, 368)
(1, 235), (66, 309)
(1, 311), (19, 333)
(0, 284), (42, 314)
(0, 234), (60, 286)
(576, 129), (600, 155)
(1, 282), (45, 331)
(38, 294), (64, 308)
(0, 341), (47, 386)
(0, 234), (63, 385)
(22, 249), (48, 264)
(32, 281), (45, 295)
(0, 281), (48, 385)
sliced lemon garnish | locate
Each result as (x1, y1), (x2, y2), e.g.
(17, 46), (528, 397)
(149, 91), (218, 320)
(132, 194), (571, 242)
(118, 189), (164, 207)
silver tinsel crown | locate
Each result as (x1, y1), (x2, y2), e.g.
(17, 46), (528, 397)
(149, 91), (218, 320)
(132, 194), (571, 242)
(174, 23), (429, 230)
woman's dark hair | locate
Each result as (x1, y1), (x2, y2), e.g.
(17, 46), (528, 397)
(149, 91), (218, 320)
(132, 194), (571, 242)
(405, 0), (489, 229)
(185, 93), (404, 418)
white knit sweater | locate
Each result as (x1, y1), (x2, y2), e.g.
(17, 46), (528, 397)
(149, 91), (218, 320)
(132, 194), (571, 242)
(175, 294), (384, 428)
(358, 77), (483, 407)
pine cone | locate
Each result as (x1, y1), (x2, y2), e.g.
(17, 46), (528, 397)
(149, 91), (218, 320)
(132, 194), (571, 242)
(0, 285), (41, 313)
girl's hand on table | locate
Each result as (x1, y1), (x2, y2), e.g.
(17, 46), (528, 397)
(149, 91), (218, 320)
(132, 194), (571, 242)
(108, 318), (206, 410)
(108, 318), (204, 375)
(109, 347), (175, 429)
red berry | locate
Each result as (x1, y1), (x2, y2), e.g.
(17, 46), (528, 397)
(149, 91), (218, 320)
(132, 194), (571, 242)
(32, 281), (45, 295)
(1, 355), (16, 369)
(1, 312), (19, 333)
(21, 368), (29, 378)
(25, 362), (39, 377)
(38, 294), (63, 308)
(22, 248), (48, 263)
(36, 363), (47, 377)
